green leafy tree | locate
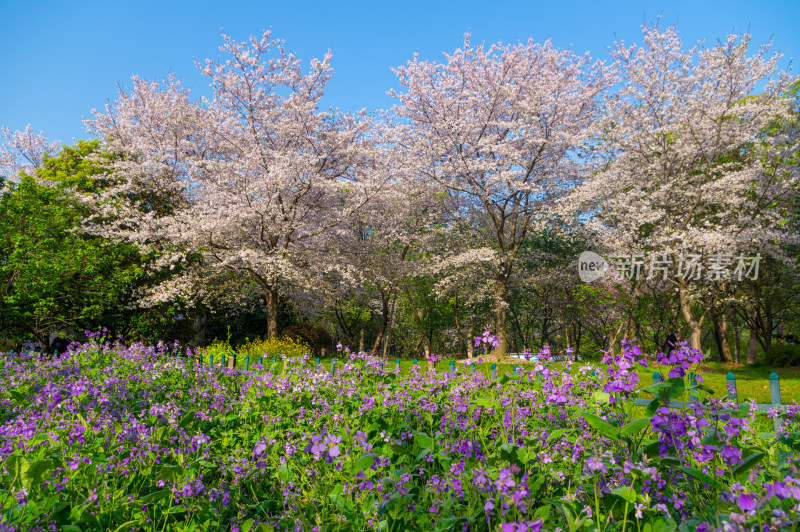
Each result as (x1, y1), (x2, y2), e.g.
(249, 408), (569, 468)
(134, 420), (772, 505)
(0, 141), (146, 348)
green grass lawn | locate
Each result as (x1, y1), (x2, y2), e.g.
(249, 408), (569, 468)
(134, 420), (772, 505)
(212, 352), (800, 405)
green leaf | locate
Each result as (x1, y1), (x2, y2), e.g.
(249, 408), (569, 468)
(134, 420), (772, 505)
(640, 382), (672, 395)
(677, 466), (715, 487)
(328, 483), (343, 499)
(667, 378), (686, 399)
(546, 429), (574, 443)
(697, 383), (715, 396)
(414, 432), (433, 450)
(472, 398), (498, 409)
(591, 391), (611, 404)
(139, 489), (169, 504)
(620, 417), (652, 438)
(610, 486), (637, 503)
(112, 521), (139, 532)
(579, 412), (620, 441)
(660, 456), (681, 466)
(159, 464), (184, 483)
(4, 454), (29, 486)
(678, 520), (702, 532)
(350, 454), (376, 476)
(646, 397), (663, 417)
(390, 444), (410, 456)
(733, 453), (765, 479)
(178, 410), (196, 429)
(22, 459), (53, 489)
(643, 517), (677, 532)
(277, 463), (290, 483)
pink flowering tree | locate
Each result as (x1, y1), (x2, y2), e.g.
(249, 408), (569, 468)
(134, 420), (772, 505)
(86, 31), (382, 338)
(390, 34), (612, 358)
(570, 25), (799, 353)
(0, 126), (60, 186)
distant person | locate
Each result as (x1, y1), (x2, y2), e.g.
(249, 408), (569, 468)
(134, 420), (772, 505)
(663, 331), (677, 354)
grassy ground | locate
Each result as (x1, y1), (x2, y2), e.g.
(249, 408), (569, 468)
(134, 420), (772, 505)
(212, 353), (800, 404)
(200, 353), (794, 434)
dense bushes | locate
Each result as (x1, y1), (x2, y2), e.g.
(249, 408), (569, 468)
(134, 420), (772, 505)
(766, 343), (800, 367)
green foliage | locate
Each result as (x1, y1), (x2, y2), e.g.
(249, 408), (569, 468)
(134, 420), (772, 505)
(281, 322), (333, 352)
(0, 141), (146, 345)
(766, 343), (800, 368)
(577, 339), (602, 361)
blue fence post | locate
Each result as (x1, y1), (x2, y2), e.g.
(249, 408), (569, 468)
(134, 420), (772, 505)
(210, 353), (213, 368)
(470, 363), (476, 377)
(315, 357), (320, 372)
(726, 372), (737, 403)
(413, 359), (418, 370)
(513, 365), (518, 375)
(258, 355), (263, 368)
(330, 359), (336, 377)
(449, 360), (455, 377)
(222, 353), (226, 368)
(395, 358), (400, 373)
(245, 355), (250, 372)
(563, 368), (570, 375)
(652, 372), (661, 385)
(490, 363), (497, 380)
(770, 372), (782, 433)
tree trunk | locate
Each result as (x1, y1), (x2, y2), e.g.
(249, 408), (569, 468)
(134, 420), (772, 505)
(711, 310), (732, 363)
(494, 272), (509, 359)
(719, 312), (732, 363)
(423, 340), (432, 371)
(371, 289), (391, 353)
(746, 329), (759, 365)
(382, 292), (398, 358)
(607, 320), (626, 357)
(266, 284), (279, 339)
(678, 277), (703, 352)
(732, 319), (741, 365)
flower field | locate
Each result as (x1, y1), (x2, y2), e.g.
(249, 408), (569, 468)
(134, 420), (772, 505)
(2, 338), (800, 532)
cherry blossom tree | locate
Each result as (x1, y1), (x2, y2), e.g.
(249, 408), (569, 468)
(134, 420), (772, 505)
(570, 25), (800, 352)
(86, 31), (381, 338)
(0, 126), (60, 186)
(389, 34), (611, 357)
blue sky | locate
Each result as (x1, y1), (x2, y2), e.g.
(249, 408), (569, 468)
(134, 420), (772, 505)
(1, 0), (797, 145)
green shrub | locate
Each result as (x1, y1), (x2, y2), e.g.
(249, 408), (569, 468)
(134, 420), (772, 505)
(202, 338), (236, 362)
(281, 322), (333, 353)
(765, 343), (800, 367)
(577, 339), (601, 361)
